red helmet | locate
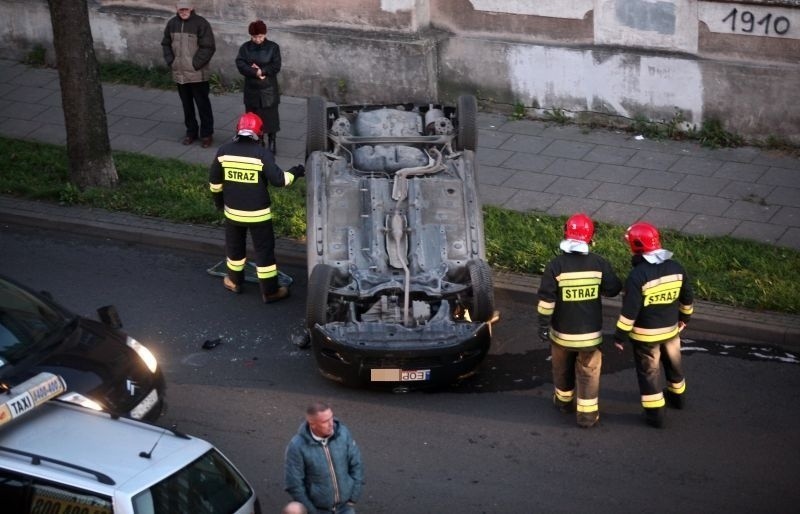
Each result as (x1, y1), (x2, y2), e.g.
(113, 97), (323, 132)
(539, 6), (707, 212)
(236, 112), (263, 139)
(564, 213), (594, 243)
(625, 221), (661, 254)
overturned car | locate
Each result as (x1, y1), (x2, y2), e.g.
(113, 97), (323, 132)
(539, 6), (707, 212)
(305, 95), (496, 388)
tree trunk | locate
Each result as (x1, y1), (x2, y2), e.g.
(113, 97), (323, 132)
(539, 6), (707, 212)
(47, 0), (118, 189)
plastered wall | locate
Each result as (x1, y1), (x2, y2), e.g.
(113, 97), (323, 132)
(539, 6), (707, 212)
(1, 0), (798, 141)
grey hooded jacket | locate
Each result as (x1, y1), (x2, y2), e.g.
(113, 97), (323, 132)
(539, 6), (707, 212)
(161, 10), (215, 84)
(284, 419), (364, 513)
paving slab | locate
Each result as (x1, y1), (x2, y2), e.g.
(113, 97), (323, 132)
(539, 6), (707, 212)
(582, 144), (638, 165)
(731, 221), (788, 245)
(668, 155), (725, 177)
(677, 194), (733, 216)
(542, 157), (598, 178)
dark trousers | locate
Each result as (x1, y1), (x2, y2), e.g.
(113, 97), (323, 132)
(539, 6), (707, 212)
(177, 81), (213, 138)
(224, 221), (279, 295)
(245, 105), (280, 137)
(551, 343), (601, 405)
(632, 336), (684, 403)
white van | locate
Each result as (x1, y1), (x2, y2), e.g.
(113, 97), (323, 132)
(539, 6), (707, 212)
(0, 373), (261, 514)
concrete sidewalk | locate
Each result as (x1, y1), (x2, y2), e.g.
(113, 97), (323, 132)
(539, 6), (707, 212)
(1, 58), (799, 249)
(1, 57), (799, 346)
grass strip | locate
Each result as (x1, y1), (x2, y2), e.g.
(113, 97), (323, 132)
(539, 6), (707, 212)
(2, 136), (798, 313)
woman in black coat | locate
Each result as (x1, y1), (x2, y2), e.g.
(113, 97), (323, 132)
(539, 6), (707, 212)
(236, 20), (281, 153)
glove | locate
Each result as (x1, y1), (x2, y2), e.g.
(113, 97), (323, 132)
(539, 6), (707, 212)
(212, 193), (224, 212)
(537, 314), (550, 343)
(289, 164), (305, 179)
(538, 326), (549, 343)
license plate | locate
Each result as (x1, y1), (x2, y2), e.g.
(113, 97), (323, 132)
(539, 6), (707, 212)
(130, 389), (159, 419)
(370, 369), (431, 382)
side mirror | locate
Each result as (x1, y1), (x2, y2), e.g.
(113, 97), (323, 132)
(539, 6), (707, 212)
(97, 305), (123, 329)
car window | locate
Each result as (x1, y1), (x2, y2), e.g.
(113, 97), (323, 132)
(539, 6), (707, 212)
(0, 469), (113, 513)
(0, 278), (66, 359)
(132, 449), (251, 514)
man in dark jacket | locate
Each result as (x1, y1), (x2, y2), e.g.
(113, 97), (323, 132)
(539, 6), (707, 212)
(537, 213), (622, 428)
(285, 401), (364, 514)
(162, 2), (216, 147)
(208, 112), (303, 303)
(614, 221), (694, 428)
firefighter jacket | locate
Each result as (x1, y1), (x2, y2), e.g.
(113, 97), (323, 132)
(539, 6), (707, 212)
(537, 252), (622, 349)
(208, 138), (296, 224)
(615, 255), (694, 345)
(161, 10), (216, 84)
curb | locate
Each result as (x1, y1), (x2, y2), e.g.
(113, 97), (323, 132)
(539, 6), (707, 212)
(3, 198), (799, 349)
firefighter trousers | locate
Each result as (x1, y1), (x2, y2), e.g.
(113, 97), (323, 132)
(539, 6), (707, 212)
(551, 343), (601, 411)
(224, 220), (280, 295)
(632, 335), (685, 406)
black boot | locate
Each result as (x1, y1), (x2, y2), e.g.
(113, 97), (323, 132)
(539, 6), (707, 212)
(268, 134), (276, 154)
(664, 388), (685, 409)
(260, 278), (289, 304)
(223, 275), (241, 294)
(643, 407), (665, 428)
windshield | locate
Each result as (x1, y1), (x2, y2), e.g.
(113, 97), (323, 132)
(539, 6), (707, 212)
(0, 278), (68, 361)
(132, 449), (252, 514)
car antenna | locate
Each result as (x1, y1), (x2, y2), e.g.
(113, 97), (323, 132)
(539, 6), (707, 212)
(139, 428), (167, 459)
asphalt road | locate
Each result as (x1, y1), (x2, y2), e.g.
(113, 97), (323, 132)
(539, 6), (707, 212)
(2, 225), (798, 513)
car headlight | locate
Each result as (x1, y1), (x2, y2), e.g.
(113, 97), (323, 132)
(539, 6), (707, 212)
(126, 336), (158, 374)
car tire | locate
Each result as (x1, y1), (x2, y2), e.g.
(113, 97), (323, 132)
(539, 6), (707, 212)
(467, 259), (495, 322)
(307, 263), (337, 331)
(456, 95), (478, 151)
(307, 96), (329, 158)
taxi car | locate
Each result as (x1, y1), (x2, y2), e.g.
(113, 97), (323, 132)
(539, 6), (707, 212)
(304, 95), (496, 388)
(0, 373), (261, 514)
(0, 274), (164, 420)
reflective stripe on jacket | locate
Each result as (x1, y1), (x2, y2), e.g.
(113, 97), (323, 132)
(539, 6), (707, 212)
(615, 257), (694, 344)
(537, 252), (622, 349)
(208, 138), (293, 224)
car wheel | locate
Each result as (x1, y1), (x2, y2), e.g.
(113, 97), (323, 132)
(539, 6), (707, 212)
(307, 263), (338, 330)
(307, 96), (329, 157)
(467, 259), (494, 322)
(456, 95), (478, 151)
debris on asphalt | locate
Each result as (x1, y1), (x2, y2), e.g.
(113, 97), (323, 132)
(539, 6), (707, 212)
(202, 338), (222, 350)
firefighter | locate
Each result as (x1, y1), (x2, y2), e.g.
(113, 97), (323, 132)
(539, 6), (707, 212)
(614, 221), (694, 428)
(537, 213), (622, 428)
(209, 112), (304, 303)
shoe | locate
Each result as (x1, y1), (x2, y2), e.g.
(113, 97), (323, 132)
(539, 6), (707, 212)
(223, 276), (241, 294)
(552, 394), (575, 414)
(268, 136), (276, 154)
(262, 286), (289, 304)
(643, 407), (665, 428)
(664, 389), (684, 409)
(577, 411), (599, 428)
(182, 136), (196, 145)
(201, 136), (213, 148)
